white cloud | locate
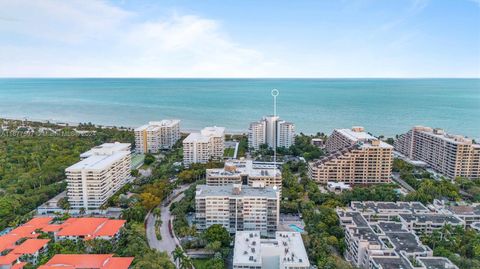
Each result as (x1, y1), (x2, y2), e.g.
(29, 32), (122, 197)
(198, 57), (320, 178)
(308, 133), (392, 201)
(0, 0), (275, 77)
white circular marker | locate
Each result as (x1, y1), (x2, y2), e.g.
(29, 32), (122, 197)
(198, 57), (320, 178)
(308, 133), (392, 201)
(271, 89), (279, 97)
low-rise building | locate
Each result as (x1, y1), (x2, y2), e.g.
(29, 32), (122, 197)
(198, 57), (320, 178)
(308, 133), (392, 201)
(183, 126), (225, 165)
(134, 120), (181, 153)
(195, 184), (280, 237)
(327, 181), (351, 193)
(432, 200), (480, 227)
(309, 127), (393, 185)
(337, 201), (460, 269)
(42, 218), (126, 241)
(206, 160), (282, 190)
(66, 142), (132, 210)
(233, 231), (310, 269)
(37, 254), (133, 269)
(394, 126), (480, 179)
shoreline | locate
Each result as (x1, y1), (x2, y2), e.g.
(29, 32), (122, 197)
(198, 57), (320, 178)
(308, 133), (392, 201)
(0, 116), (248, 136)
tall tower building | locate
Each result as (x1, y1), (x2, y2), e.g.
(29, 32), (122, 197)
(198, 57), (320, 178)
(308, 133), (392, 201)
(248, 116), (295, 150)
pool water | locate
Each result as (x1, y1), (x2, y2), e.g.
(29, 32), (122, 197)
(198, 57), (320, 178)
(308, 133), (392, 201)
(289, 224), (305, 233)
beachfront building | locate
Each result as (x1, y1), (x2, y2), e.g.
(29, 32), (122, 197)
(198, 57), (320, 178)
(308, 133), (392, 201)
(337, 201), (460, 269)
(183, 126), (225, 166)
(195, 184), (280, 237)
(134, 120), (181, 153)
(66, 142), (132, 210)
(248, 116), (295, 150)
(308, 127), (393, 185)
(233, 231), (310, 269)
(394, 126), (480, 179)
(38, 254), (134, 269)
(206, 160), (282, 190)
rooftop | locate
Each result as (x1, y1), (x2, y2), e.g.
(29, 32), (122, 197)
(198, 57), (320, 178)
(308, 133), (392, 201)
(37, 254), (134, 269)
(54, 218), (126, 239)
(200, 126), (225, 137)
(80, 142), (131, 158)
(233, 231), (309, 268)
(134, 119), (180, 131)
(413, 126), (478, 146)
(207, 160), (281, 178)
(183, 132), (211, 143)
(418, 257), (459, 269)
(336, 127), (393, 149)
(66, 151), (129, 171)
(371, 256), (414, 269)
(196, 184), (279, 199)
(11, 239), (50, 254)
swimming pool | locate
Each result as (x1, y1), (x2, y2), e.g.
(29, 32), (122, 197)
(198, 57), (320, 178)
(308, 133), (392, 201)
(289, 224), (305, 233)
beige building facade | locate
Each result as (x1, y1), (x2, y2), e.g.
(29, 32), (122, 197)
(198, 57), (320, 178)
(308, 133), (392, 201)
(394, 126), (480, 179)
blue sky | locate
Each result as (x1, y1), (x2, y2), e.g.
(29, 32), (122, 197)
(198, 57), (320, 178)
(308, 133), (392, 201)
(0, 0), (479, 77)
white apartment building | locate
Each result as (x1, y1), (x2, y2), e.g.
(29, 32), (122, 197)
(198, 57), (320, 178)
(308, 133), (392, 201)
(134, 120), (181, 153)
(183, 126), (225, 166)
(394, 126), (480, 179)
(309, 127), (393, 185)
(248, 116), (295, 150)
(206, 160), (282, 191)
(233, 231), (310, 269)
(337, 202), (459, 269)
(66, 142), (131, 210)
(195, 184), (280, 237)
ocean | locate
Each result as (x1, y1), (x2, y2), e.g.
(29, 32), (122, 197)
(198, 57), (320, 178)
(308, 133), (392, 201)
(0, 78), (479, 138)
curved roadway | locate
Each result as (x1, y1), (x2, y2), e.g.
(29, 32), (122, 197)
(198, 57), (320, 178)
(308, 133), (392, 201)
(146, 184), (191, 262)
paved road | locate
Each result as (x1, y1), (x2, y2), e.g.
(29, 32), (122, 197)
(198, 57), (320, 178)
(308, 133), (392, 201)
(146, 184), (191, 261)
(392, 172), (415, 192)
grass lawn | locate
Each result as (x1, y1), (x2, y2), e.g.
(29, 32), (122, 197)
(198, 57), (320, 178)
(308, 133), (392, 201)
(224, 147), (235, 158)
(192, 259), (210, 269)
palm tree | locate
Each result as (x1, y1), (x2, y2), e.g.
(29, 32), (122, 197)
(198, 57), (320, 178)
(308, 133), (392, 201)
(180, 254), (193, 269)
(172, 246), (184, 268)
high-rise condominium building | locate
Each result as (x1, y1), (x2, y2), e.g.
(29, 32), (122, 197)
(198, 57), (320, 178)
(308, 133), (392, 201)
(206, 160), (282, 190)
(233, 231), (310, 269)
(134, 120), (180, 153)
(195, 184), (280, 237)
(309, 127), (393, 184)
(183, 126), (225, 166)
(66, 142), (131, 210)
(248, 116), (295, 150)
(394, 126), (480, 179)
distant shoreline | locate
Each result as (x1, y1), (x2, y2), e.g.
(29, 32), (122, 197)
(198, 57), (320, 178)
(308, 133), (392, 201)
(0, 116), (248, 135)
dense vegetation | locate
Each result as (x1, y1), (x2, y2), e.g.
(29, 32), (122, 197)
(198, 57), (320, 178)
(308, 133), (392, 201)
(0, 119), (134, 231)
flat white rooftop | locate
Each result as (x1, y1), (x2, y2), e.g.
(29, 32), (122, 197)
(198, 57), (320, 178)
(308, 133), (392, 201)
(67, 151), (129, 171)
(80, 142), (130, 158)
(196, 184), (278, 199)
(200, 126), (225, 137)
(134, 120), (180, 131)
(183, 132), (210, 143)
(233, 231), (310, 268)
(207, 160), (281, 178)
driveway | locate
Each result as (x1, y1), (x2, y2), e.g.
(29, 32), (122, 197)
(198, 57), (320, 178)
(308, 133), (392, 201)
(146, 184), (191, 261)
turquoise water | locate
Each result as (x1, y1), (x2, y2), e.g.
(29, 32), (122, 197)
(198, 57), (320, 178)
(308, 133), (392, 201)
(288, 224), (305, 233)
(0, 78), (478, 138)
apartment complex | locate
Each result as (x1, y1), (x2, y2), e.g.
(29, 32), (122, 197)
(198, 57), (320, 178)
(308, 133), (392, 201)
(337, 201), (460, 269)
(394, 126), (480, 179)
(248, 116), (295, 150)
(195, 184), (280, 237)
(233, 231), (310, 269)
(432, 199), (480, 227)
(206, 160), (282, 190)
(183, 126), (225, 166)
(66, 142), (132, 210)
(134, 120), (181, 153)
(308, 127), (393, 184)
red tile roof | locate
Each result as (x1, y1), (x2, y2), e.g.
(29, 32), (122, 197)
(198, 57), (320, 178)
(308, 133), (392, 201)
(37, 254), (133, 269)
(9, 217), (53, 238)
(11, 239), (50, 255)
(55, 218), (126, 239)
(0, 253), (20, 266)
(0, 234), (21, 253)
